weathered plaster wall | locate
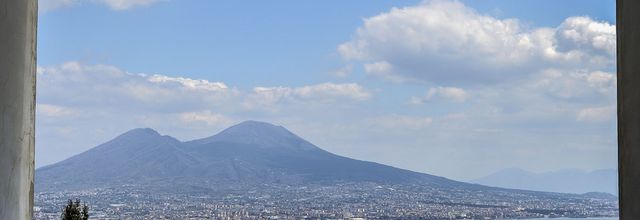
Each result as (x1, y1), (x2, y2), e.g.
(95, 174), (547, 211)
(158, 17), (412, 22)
(0, 0), (38, 219)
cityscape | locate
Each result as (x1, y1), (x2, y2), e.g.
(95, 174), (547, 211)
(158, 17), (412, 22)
(35, 183), (617, 219)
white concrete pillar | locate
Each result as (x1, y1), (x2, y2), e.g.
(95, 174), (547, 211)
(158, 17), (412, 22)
(0, 0), (38, 219)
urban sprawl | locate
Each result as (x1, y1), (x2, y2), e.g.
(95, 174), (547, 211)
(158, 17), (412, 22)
(35, 183), (618, 219)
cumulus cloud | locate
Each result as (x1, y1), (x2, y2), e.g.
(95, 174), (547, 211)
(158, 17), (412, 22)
(147, 74), (228, 92)
(531, 69), (616, 100)
(555, 17), (616, 59)
(37, 61), (233, 112)
(363, 61), (407, 83)
(338, 0), (615, 85)
(38, 62), (371, 115)
(245, 83), (371, 109)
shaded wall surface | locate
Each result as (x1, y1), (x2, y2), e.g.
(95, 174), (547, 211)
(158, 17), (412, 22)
(0, 0), (38, 219)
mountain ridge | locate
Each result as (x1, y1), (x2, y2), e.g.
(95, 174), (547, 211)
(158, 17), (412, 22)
(36, 121), (468, 191)
(472, 167), (618, 195)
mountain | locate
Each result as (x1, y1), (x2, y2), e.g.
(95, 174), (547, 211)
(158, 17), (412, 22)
(36, 128), (201, 190)
(36, 121), (464, 191)
(472, 167), (618, 195)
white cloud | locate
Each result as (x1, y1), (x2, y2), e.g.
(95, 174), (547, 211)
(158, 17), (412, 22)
(246, 87), (294, 108)
(147, 74), (228, 92)
(363, 61), (405, 83)
(443, 113), (466, 120)
(39, 0), (163, 12)
(577, 106), (615, 122)
(38, 62), (370, 116)
(586, 71), (617, 92)
(427, 87), (467, 102)
(336, 1), (617, 163)
(410, 86), (467, 104)
(245, 83), (371, 109)
(370, 115), (433, 130)
(37, 104), (76, 117)
(179, 111), (233, 126)
(39, 0), (79, 12)
(555, 17), (616, 58)
(332, 65), (353, 78)
(295, 83), (371, 101)
(363, 61), (392, 74)
(531, 69), (616, 100)
(96, 0), (162, 10)
(37, 61), (233, 112)
(338, 0), (615, 85)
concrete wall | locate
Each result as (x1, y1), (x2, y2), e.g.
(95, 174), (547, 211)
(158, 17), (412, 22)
(0, 0), (38, 219)
(618, 0), (640, 218)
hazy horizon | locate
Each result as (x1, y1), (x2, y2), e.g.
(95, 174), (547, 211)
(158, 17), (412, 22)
(37, 121), (618, 183)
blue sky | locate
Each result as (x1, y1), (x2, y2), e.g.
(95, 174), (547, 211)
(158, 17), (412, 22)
(36, 0), (616, 181)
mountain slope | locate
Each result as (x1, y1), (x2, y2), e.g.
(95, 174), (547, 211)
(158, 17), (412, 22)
(36, 128), (202, 190)
(472, 168), (618, 195)
(36, 121), (466, 191)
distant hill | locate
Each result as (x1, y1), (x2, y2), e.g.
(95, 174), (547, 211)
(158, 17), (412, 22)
(36, 121), (465, 191)
(472, 167), (618, 195)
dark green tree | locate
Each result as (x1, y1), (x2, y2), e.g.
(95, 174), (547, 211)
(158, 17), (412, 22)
(81, 203), (89, 219)
(61, 199), (89, 220)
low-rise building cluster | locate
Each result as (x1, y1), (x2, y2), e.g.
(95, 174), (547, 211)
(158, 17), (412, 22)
(34, 183), (618, 219)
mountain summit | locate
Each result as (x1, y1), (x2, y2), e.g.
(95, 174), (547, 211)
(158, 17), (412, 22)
(37, 121), (463, 191)
(187, 120), (318, 150)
